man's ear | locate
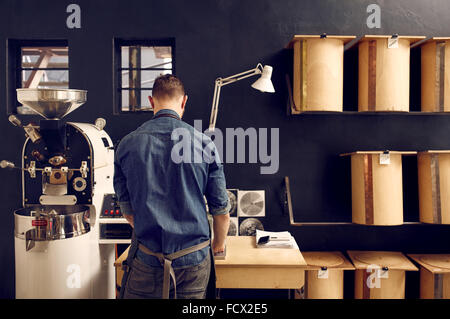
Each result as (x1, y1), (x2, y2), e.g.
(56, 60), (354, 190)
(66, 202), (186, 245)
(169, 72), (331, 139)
(148, 96), (155, 109)
(181, 95), (188, 110)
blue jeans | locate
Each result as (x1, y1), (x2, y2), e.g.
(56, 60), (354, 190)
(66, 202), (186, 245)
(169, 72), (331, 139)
(123, 253), (211, 299)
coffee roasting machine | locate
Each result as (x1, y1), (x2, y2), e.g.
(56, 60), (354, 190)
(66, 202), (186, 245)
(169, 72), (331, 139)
(1, 89), (130, 298)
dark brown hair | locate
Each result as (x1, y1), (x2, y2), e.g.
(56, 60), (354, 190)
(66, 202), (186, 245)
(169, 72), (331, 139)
(152, 74), (185, 100)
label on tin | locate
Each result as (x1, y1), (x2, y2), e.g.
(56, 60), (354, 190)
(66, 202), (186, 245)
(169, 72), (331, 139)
(388, 37), (398, 49)
(32, 220), (47, 227)
(318, 269), (329, 279)
(379, 152), (390, 165)
(377, 269), (389, 279)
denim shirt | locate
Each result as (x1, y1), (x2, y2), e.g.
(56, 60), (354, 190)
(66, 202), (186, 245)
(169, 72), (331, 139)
(114, 109), (230, 268)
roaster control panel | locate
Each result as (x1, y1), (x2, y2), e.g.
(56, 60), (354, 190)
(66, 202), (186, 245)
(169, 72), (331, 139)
(100, 193), (123, 218)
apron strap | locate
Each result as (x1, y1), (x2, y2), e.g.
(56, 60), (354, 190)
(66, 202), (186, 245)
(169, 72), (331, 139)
(163, 258), (176, 299)
(138, 239), (211, 299)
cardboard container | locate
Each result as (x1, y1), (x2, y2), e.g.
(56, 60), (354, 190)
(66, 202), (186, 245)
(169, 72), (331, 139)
(418, 151), (450, 224)
(421, 38), (450, 112)
(298, 252), (354, 299)
(348, 251), (418, 299)
(286, 35), (355, 114)
(355, 35), (425, 112)
(408, 254), (450, 299)
(341, 151), (416, 225)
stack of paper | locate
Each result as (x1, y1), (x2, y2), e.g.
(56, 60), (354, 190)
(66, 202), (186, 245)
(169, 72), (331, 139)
(255, 230), (297, 248)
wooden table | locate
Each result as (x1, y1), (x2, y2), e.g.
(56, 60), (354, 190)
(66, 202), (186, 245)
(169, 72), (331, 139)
(215, 236), (306, 289)
(115, 236), (307, 291)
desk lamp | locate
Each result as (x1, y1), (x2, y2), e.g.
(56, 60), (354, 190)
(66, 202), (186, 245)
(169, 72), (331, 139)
(208, 63), (275, 131)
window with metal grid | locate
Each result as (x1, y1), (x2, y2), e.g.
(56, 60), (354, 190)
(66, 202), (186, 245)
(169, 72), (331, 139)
(7, 39), (69, 115)
(113, 38), (175, 113)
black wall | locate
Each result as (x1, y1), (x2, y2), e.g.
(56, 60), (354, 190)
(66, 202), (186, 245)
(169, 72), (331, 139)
(1, 0), (450, 299)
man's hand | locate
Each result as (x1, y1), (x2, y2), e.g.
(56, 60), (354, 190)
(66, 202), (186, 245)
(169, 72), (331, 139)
(212, 213), (229, 254)
(212, 238), (226, 254)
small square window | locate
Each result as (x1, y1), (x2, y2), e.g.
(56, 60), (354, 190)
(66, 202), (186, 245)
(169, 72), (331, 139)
(113, 39), (175, 113)
(21, 47), (69, 89)
(7, 39), (69, 115)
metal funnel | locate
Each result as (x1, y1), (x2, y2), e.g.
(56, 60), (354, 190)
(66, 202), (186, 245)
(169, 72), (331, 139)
(17, 89), (88, 119)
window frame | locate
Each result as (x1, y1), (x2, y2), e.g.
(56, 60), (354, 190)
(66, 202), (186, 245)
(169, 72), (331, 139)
(6, 39), (69, 115)
(112, 38), (176, 114)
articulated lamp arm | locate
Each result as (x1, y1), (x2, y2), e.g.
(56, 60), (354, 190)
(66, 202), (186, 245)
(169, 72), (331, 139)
(208, 64), (264, 131)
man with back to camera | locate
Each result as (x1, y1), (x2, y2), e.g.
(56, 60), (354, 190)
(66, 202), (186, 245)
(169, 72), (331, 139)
(114, 74), (230, 299)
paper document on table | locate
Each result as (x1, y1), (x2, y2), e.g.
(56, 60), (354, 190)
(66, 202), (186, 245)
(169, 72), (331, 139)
(256, 230), (297, 248)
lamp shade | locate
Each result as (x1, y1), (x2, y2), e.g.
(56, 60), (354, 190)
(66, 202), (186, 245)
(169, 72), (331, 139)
(251, 65), (275, 93)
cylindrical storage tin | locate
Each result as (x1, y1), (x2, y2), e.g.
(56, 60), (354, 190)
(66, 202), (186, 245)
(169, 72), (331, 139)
(300, 252), (354, 299)
(408, 254), (450, 299)
(287, 35), (355, 114)
(356, 35), (425, 112)
(14, 205), (92, 299)
(421, 38), (450, 112)
(348, 251), (418, 299)
(341, 151), (416, 225)
(418, 151), (450, 224)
